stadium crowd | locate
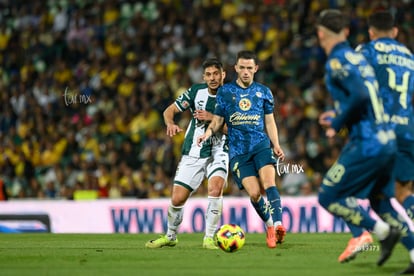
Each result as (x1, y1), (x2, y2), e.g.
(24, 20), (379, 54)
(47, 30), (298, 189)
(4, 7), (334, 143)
(0, 0), (413, 200)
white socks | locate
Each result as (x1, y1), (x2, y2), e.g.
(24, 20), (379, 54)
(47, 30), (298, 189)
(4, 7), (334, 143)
(205, 196), (223, 238)
(373, 220), (390, 241)
(166, 204), (184, 240)
(266, 218), (274, 227)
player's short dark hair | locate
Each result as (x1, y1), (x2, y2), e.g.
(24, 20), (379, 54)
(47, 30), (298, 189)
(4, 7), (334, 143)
(368, 11), (395, 31)
(236, 50), (258, 65)
(202, 58), (223, 71)
(317, 9), (348, 34)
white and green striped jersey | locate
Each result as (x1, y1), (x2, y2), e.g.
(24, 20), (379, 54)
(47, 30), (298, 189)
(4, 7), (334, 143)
(175, 83), (228, 158)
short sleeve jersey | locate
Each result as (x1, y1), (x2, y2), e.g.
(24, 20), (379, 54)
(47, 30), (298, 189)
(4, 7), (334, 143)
(357, 38), (414, 141)
(214, 81), (274, 159)
(175, 83), (228, 158)
(325, 41), (395, 156)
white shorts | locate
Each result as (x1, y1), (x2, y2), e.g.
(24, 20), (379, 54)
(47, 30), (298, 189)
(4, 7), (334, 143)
(174, 151), (229, 192)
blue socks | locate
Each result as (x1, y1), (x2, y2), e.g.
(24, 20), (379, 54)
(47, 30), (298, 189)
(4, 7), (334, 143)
(251, 196), (270, 222)
(266, 186), (282, 223)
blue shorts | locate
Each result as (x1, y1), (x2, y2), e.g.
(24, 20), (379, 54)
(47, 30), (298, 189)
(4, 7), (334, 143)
(320, 141), (396, 199)
(229, 142), (276, 190)
(394, 138), (414, 182)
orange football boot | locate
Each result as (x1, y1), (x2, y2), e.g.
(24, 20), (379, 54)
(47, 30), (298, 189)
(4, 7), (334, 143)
(266, 225), (276, 248)
(338, 231), (373, 263)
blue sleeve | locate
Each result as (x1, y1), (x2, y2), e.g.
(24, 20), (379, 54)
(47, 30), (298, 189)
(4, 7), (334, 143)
(264, 87), (274, 114)
(330, 67), (370, 132)
(214, 87), (226, 117)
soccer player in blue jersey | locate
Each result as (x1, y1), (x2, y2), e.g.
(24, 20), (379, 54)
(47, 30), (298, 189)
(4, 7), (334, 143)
(145, 58), (229, 250)
(341, 11), (414, 273)
(315, 9), (414, 272)
(197, 50), (286, 248)
(360, 10), (414, 227)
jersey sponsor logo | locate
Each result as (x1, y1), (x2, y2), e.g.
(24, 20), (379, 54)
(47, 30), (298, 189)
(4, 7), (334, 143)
(196, 100), (205, 109)
(229, 112), (261, 125)
(239, 98), (251, 111)
(374, 41), (412, 55)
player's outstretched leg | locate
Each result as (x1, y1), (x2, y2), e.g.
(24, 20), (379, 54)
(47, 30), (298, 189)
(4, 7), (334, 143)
(251, 196), (276, 248)
(145, 204), (183, 249)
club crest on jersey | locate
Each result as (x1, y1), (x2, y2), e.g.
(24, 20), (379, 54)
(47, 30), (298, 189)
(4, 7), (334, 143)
(329, 59), (342, 70)
(256, 92), (262, 98)
(239, 98), (251, 111)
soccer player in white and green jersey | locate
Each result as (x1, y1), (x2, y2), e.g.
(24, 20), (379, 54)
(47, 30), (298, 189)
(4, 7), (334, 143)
(145, 58), (228, 250)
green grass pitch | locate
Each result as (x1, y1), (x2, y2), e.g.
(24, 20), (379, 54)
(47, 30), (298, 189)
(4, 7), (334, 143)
(0, 233), (409, 276)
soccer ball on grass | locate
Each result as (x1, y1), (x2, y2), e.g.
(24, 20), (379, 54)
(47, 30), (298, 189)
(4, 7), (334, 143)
(214, 224), (245, 253)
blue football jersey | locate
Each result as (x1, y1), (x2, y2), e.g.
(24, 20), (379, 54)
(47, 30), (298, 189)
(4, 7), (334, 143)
(357, 38), (414, 141)
(324, 41), (395, 156)
(215, 81), (274, 159)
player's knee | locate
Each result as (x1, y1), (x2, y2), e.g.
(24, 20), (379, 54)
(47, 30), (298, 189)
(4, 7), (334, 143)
(171, 194), (188, 206)
(208, 187), (223, 197)
(208, 177), (225, 197)
(171, 198), (186, 206)
(249, 191), (262, 202)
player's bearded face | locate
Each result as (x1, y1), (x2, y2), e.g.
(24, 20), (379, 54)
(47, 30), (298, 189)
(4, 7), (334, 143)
(203, 67), (224, 90)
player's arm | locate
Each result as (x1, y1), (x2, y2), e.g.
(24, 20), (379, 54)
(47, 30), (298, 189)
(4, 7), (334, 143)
(194, 110), (228, 135)
(326, 57), (370, 133)
(331, 78), (369, 133)
(196, 115), (224, 146)
(222, 124), (228, 135)
(163, 103), (183, 137)
(265, 113), (285, 160)
(193, 109), (213, 121)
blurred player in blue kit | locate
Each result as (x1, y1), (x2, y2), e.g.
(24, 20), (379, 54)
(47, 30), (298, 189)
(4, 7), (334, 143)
(336, 10), (414, 273)
(146, 58), (229, 250)
(197, 50), (286, 248)
(316, 9), (414, 274)
(358, 10), (414, 227)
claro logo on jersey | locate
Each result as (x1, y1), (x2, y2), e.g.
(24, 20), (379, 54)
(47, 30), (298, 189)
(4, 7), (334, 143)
(229, 112), (261, 126)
